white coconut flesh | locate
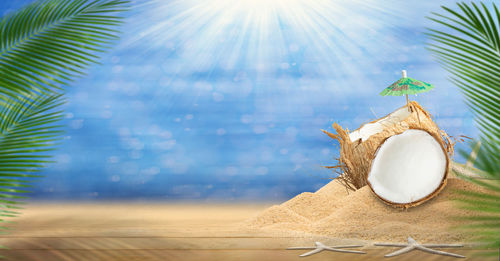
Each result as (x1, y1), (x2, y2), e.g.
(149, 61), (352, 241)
(367, 129), (447, 204)
(349, 106), (411, 142)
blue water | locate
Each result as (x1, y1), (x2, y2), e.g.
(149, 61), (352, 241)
(0, 0), (484, 201)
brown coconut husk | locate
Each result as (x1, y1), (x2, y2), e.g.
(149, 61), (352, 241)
(366, 127), (450, 209)
(322, 101), (454, 191)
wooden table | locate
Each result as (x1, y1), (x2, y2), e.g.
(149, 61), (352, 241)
(0, 203), (496, 260)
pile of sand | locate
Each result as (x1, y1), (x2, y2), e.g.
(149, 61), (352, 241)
(246, 178), (486, 243)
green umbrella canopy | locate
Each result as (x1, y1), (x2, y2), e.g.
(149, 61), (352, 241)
(380, 70), (433, 119)
(380, 70), (434, 96)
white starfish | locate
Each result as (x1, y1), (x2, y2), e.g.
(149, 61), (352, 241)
(375, 236), (465, 258)
(287, 241), (366, 257)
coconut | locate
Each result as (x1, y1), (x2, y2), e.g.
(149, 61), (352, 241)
(323, 101), (454, 191)
(367, 129), (449, 208)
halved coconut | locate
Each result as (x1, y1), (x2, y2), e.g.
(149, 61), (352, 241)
(322, 101), (454, 190)
(367, 129), (449, 208)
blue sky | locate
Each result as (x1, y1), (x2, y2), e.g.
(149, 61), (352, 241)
(0, 0), (485, 201)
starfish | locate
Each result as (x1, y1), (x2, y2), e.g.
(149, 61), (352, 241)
(375, 236), (465, 258)
(287, 241), (366, 257)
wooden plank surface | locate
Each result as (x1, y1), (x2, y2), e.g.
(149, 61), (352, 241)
(0, 203), (496, 260)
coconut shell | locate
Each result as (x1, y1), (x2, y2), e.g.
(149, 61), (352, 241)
(323, 101), (454, 191)
(366, 128), (450, 209)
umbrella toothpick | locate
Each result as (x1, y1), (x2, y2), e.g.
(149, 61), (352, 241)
(379, 69), (434, 118)
(402, 70), (411, 112)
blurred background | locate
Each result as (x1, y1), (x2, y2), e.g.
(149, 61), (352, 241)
(0, 0), (485, 201)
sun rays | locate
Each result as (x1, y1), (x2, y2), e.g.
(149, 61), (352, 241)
(130, 0), (405, 88)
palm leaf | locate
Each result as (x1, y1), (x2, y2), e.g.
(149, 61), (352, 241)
(0, 0), (128, 98)
(426, 1), (500, 254)
(0, 94), (65, 221)
(0, 0), (129, 235)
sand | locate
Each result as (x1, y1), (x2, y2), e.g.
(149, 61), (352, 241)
(246, 178), (487, 243)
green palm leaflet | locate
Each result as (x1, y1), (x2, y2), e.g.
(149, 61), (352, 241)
(380, 77), (434, 96)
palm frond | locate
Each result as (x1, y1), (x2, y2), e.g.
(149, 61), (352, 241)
(0, 0), (129, 233)
(0, 0), (128, 98)
(427, 1), (500, 253)
(0, 93), (65, 223)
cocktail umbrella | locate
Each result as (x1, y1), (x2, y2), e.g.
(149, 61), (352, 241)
(380, 70), (434, 112)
